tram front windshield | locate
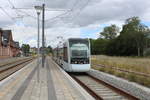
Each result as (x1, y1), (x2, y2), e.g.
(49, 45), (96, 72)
(69, 40), (89, 58)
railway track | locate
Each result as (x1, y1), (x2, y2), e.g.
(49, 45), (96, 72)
(0, 57), (30, 66)
(0, 57), (34, 81)
(71, 73), (139, 100)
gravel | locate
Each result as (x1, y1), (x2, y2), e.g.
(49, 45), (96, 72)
(87, 69), (150, 100)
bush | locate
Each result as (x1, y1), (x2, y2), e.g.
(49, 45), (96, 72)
(143, 48), (150, 56)
(126, 74), (137, 82)
(115, 72), (126, 78)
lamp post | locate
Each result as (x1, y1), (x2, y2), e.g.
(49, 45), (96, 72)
(35, 6), (42, 82)
(42, 4), (45, 68)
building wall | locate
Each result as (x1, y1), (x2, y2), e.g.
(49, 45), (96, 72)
(0, 32), (1, 47)
(0, 31), (20, 58)
(0, 46), (20, 57)
(11, 47), (20, 57)
(0, 32), (3, 57)
(1, 47), (8, 56)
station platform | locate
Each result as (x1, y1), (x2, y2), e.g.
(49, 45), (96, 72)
(0, 57), (94, 100)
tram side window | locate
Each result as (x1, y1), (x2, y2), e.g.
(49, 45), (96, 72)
(63, 47), (68, 62)
(60, 49), (63, 59)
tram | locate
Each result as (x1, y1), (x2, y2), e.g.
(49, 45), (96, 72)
(52, 38), (91, 72)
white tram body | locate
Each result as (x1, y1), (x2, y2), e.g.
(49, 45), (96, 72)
(52, 38), (91, 72)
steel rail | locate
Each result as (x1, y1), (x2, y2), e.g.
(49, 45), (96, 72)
(71, 74), (103, 100)
(71, 73), (139, 100)
(88, 74), (139, 100)
(0, 58), (34, 81)
(0, 57), (31, 67)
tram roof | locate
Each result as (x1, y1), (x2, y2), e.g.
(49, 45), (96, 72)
(68, 38), (89, 41)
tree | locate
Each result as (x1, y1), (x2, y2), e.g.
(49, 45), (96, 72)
(46, 45), (52, 54)
(21, 44), (30, 56)
(90, 16), (150, 56)
(120, 16), (150, 56)
(100, 24), (119, 39)
(90, 38), (108, 55)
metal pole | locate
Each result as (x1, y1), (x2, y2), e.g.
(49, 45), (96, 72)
(42, 4), (45, 67)
(37, 12), (40, 82)
(37, 12), (40, 58)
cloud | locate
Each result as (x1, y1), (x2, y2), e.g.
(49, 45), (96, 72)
(0, 0), (150, 47)
(3, 24), (37, 46)
(28, 39), (37, 47)
(71, 0), (150, 26)
(45, 26), (82, 48)
(3, 24), (82, 48)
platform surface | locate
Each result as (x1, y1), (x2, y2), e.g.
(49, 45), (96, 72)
(0, 57), (94, 100)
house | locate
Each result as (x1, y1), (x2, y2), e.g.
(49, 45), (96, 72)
(0, 29), (20, 58)
(12, 41), (21, 56)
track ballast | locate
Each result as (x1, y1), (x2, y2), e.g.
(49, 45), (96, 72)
(71, 73), (139, 100)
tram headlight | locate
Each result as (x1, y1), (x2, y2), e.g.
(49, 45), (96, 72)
(71, 60), (77, 64)
(71, 58), (89, 64)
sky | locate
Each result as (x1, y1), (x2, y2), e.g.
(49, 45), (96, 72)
(0, 0), (150, 48)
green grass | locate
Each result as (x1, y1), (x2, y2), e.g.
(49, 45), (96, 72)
(91, 55), (150, 87)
